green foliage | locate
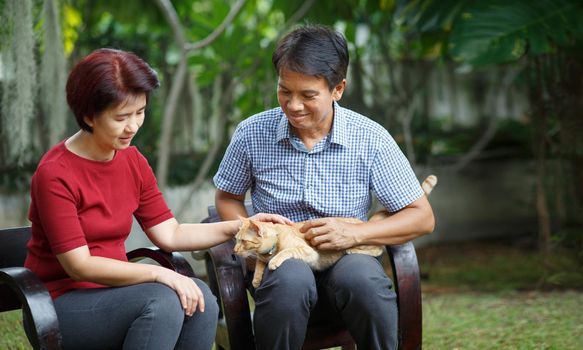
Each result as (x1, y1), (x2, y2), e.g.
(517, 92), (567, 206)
(425, 119), (532, 160)
(395, 0), (468, 60)
(272, 0), (355, 24)
(420, 242), (541, 291)
(399, 0), (583, 65)
(449, 0), (583, 65)
(397, 0), (467, 33)
(398, 0), (583, 256)
(419, 240), (583, 291)
(0, 164), (35, 193)
(62, 3), (82, 56)
(488, 119), (533, 155)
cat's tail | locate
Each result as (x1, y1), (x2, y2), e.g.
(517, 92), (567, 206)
(421, 175), (437, 196)
(368, 175), (437, 222)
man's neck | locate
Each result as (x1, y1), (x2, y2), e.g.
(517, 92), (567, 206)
(292, 119), (333, 151)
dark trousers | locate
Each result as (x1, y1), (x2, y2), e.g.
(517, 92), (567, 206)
(252, 254), (398, 350)
(53, 278), (218, 350)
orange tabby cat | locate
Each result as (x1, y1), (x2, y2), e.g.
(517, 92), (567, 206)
(234, 175), (437, 288)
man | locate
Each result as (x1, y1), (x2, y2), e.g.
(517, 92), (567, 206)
(213, 24), (434, 350)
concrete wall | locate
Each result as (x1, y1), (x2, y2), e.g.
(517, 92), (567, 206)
(413, 159), (538, 247)
(0, 192), (29, 228)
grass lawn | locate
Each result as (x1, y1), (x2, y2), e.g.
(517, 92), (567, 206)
(0, 310), (28, 350)
(417, 239), (583, 349)
(423, 291), (583, 349)
(2, 239), (582, 349)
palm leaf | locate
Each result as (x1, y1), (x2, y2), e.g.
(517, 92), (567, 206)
(396, 0), (469, 32)
(449, 0), (583, 65)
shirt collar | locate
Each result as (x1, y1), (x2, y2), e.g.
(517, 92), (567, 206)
(329, 102), (349, 147)
(276, 110), (289, 143)
(275, 102), (350, 148)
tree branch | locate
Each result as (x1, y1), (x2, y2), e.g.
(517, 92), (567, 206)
(283, 0), (316, 28)
(185, 0), (247, 52)
(452, 66), (522, 172)
(156, 58), (188, 189)
(172, 0), (317, 216)
(154, 0), (187, 47)
(176, 76), (234, 217)
(153, 0), (247, 189)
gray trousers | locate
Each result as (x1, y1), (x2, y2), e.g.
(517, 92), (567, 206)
(52, 279), (218, 350)
(252, 254), (398, 350)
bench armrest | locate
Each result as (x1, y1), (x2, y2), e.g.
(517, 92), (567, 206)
(387, 241), (422, 350)
(205, 239), (255, 349)
(126, 247), (195, 278)
(0, 267), (63, 349)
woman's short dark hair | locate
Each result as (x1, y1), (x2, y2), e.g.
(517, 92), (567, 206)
(272, 25), (349, 90)
(66, 48), (159, 132)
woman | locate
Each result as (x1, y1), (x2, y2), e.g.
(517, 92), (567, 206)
(24, 48), (291, 350)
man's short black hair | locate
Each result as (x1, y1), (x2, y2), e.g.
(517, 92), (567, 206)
(272, 25), (349, 90)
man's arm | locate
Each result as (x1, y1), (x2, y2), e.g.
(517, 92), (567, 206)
(357, 195), (434, 245)
(302, 195), (435, 250)
(215, 189), (248, 220)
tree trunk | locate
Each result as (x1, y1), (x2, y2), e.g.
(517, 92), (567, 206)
(40, 0), (67, 149)
(176, 75), (234, 218)
(529, 57), (552, 257)
(556, 56), (583, 253)
(0, 0), (36, 164)
(156, 57), (187, 190)
(153, 0), (246, 190)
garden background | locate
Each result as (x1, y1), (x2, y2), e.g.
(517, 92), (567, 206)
(1, 0), (582, 348)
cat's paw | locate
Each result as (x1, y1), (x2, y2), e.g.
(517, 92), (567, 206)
(268, 256), (287, 270)
(252, 277), (262, 288)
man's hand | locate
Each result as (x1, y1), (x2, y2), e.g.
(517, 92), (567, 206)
(249, 213), (293, 225)
(300, 218), (359, 250)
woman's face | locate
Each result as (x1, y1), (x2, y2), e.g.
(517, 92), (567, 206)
(84, 93), (146, 155)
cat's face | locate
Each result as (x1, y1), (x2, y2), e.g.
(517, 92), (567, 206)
(234, 218), (277, 257)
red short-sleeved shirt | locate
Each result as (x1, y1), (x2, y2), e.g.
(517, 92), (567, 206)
(25, 142), (174, 299)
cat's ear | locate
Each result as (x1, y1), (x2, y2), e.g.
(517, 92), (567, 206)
(237, 216), (249, 230)
(248, 219), (264, 236)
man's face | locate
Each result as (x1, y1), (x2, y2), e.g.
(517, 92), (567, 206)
(277, 69), (345, 136)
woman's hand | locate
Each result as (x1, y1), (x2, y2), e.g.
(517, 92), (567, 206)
(301, 218), (360, 250)
(249, 212), (293, 225)
(154, 269), (204, 316)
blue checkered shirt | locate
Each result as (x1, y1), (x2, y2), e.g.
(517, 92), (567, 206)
(213, 102), (423, 222)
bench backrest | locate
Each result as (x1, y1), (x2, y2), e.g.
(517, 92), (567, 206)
(202, 202), (255, 223)
(0, 226), (31, 268)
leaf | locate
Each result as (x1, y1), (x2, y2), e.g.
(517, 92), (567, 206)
(271, 0), (356, 24)
(62, 4), (82, 56)
(449, 0), (583, 65)
(397, 0), (469, 32)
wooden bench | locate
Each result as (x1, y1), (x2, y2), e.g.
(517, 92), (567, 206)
(0, 226), (196, 350)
